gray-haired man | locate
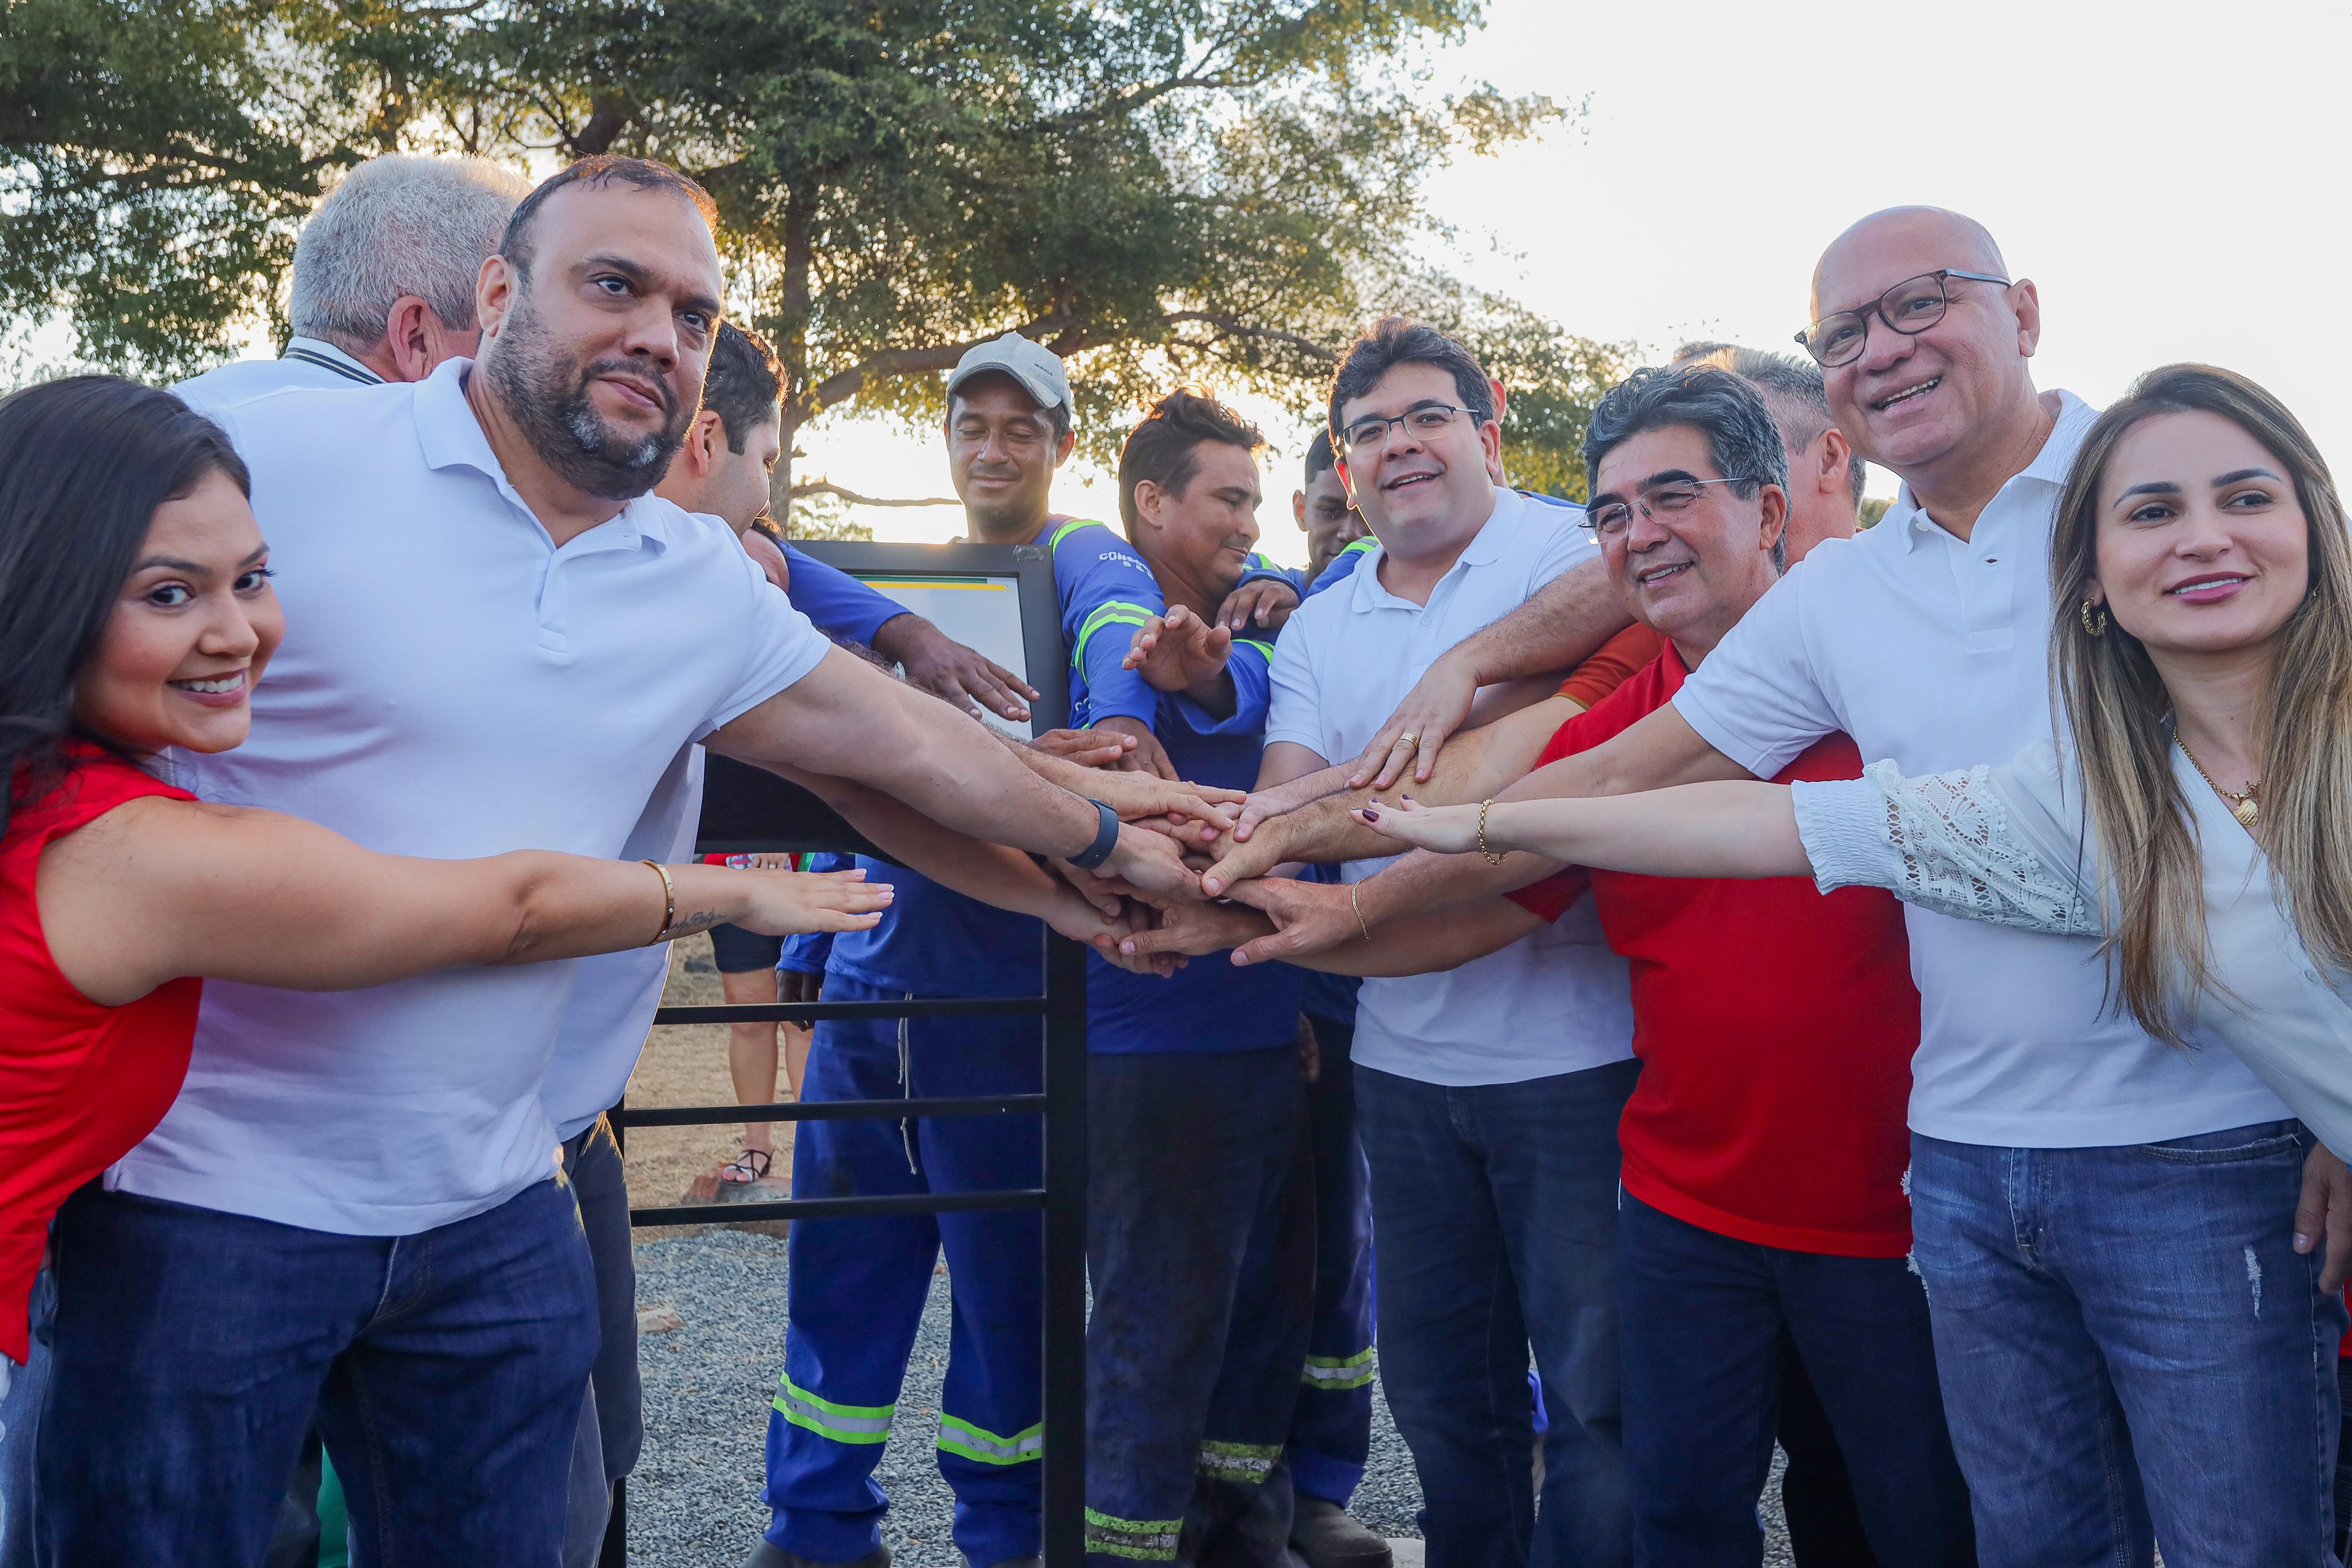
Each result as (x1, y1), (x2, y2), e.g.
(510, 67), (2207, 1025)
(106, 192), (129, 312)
(178, 154), (528, 402)
(1668, 343), (1862, 564)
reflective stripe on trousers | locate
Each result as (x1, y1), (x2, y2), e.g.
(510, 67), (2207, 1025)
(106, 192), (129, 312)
(938, 1413), (1042, 1466)
(1084, 1508), (1182, 1561)
(1300, 1348), (1374, 1391)
(772, 1375), (893, 1444)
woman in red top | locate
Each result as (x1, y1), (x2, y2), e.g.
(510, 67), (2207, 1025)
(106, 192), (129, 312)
(0, 376), (891, 1524)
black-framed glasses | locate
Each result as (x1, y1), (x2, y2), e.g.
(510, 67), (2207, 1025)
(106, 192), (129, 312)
(1585, 477), (1755, 540)
(1794, 268), (2012, 367)
(1336, 402), (1483, 457)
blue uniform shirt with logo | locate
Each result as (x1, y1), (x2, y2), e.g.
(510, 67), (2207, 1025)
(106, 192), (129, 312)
(819, 520), (1299, 1050)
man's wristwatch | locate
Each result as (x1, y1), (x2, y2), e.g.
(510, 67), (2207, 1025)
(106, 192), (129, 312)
(1068, 799), (1122, 871)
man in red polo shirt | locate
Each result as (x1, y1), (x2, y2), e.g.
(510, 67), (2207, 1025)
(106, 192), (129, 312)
(1137, 365), (1973, 1565)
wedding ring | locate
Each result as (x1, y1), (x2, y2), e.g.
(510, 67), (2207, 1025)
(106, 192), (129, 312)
(1397, 731), (1419, 747)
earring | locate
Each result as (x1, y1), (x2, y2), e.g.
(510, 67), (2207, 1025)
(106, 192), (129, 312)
(2080, 597), (2107, 637)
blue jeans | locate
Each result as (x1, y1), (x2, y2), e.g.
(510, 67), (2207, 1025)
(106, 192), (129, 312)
(1614, 1191), (1973, 1567)
(37, 1179), (598, 1568)
(1355, 1059), (1640, 1568)
(0, 1263), (51, 1568)
(1910, 1120), (2345, 1568)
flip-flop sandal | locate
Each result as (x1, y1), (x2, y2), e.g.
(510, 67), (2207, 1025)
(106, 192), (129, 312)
(717, 1147), (773, 1185)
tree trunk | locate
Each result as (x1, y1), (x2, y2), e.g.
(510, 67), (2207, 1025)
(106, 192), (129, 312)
(769, 188), (818, 522)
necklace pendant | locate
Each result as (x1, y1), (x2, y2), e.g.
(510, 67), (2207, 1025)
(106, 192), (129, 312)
(2233, 798), (2260, 828)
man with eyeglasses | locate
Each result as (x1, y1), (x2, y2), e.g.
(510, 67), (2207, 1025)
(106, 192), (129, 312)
(1209, 207), (2347, 1567)
(1234, 317), (1638, 1568)
(1136, 364), (1975, 1566)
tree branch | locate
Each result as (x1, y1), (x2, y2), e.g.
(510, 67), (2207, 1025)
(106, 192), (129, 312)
(797, 311), (1071, 422)
(789, 480), (959, 508)
(1160, 311), (1341, 363)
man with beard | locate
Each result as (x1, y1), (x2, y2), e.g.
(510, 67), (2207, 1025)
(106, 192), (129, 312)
(37, 157), (1211, 1568)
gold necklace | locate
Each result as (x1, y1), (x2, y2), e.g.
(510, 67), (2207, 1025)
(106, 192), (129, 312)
(2177, 738), (2261, 828)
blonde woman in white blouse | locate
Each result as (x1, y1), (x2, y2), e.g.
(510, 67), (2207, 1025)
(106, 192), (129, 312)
(1355, 362), (2352, 1255)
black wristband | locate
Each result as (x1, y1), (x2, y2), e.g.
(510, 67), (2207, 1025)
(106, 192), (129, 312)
(1068, 798), (1121, 871)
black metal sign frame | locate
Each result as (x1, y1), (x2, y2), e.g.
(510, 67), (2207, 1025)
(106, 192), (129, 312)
(606, 539), (1087, 1566)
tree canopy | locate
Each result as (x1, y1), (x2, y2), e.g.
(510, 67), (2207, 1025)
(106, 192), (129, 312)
(1, 0), (1627, 504)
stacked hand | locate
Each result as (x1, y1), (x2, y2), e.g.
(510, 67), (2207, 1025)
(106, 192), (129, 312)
(1123, 604), (1233, 692)
(1348, 795), (1484, 854)
(1213, 576), (1300, 634)
(876, 616), (1039, 723)
(1347, 646), (1478, 789)
(731, 867), (896, 936)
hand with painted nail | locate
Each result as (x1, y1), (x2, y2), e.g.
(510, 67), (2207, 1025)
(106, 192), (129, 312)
(1348, 795), (1484, 855)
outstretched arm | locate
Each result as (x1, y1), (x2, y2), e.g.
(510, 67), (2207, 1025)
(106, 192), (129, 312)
(711, 645), (1196, 899)
(1201, 692), (1731, 896)
(41, 798), (893, 1007)
(1354, 782), (1809, 879)
(1350, 556), (1630, 789)
(1119, 879), (1544, 977)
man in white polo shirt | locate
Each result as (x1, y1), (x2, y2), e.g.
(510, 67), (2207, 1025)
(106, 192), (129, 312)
(1218, 210), (2346, 1567)
(36, 155), (1192, 1568)
(1257, 319), (1636, 1568)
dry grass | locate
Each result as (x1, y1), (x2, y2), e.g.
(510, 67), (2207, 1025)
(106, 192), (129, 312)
(620, 935), (805, 1228)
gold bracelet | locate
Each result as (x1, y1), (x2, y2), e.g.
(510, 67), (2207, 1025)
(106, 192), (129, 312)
(1477, 799), (1504, 865)
(640, 859), (677, 945)
(1351, 881), (1373, 943)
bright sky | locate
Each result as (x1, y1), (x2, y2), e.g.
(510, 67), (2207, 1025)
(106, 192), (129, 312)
(820, 0), (2352, 568)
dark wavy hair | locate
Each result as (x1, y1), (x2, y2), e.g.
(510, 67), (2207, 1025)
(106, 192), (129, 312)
(0, 376), (250, 831)
(1584, 364), (1793, 569)
(1117, 387), (1264, 537)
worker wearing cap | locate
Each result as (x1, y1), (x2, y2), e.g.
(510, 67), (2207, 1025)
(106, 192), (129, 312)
(747, 333), (1194, 1568)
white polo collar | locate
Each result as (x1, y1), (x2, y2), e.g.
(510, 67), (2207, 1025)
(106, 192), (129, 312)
(411, 356), (671, 557)
(1889, 389), (2095, 552)
(1347, 485), (1517, 612)
(279, 337), (384, 387)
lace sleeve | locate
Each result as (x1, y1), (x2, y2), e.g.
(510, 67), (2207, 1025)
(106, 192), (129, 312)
(1789, 760), (2099, 936)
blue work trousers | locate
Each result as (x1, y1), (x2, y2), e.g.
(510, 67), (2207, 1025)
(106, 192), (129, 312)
(1288, 1015), (1376, 1510)
(1614, 1191), (1974, 1567)
(762, 977), (1044, 1568)
(1083, 1046), (1315, 1568)
(1356, 1058), (1639, 1568)
(36, 1179), (595, 1568)
(1909, 1119), (2345, 1568)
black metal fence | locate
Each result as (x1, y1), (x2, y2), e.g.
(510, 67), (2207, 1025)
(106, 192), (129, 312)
(601, 938), (1088, 1564)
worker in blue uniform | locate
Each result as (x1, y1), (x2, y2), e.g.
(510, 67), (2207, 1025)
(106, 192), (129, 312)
(1074, 388), (1314, 1568)
(746, 337), (1299, 1568)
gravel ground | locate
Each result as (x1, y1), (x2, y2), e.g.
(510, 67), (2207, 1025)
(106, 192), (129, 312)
(628, 1230), (1797, 1567)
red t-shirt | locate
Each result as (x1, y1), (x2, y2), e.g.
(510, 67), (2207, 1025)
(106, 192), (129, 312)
(1558, 624), (1665, 710)
(0, 753), (203, 1362)
(1508, 646), (1919, 1256)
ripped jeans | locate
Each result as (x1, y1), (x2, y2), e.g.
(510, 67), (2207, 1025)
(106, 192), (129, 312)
(1909, 1120), (2345, 1568)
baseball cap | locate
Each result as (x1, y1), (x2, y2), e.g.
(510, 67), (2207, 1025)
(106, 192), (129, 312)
(946, 331), (1071, 415)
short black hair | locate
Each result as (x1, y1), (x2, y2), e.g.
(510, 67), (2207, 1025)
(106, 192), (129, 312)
(946, 369), (1073, 444)
(498, 155), (719, 279)
(0, 377), (250, 832)
(1303, 427), (1337, 484)
(1326, 317), (1495, 448)
(1584, 365), (1791, 570)
(704, 323), (786, 453)
(1118, 388), (1264, 537)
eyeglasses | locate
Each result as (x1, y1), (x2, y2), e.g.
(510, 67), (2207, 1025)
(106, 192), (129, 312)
(1335, 403), (1483, 457)
(1584, 478), (1755, 540)
(1794, 268), (2012, 367)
